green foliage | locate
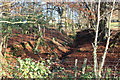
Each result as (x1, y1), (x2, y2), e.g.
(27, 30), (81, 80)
(0, 64), (6, 78)
(80, 72), (95, 78)
(10, 58), (51, 78)
(104, 68), (112, 78)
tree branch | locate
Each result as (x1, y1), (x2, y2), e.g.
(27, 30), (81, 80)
(0, 21), (36, 24)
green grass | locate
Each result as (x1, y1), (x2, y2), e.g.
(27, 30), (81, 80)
(111, 22), (120, 27)
(110, 22), (120, 30)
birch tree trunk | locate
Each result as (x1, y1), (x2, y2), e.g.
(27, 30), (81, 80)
(93, 0), (101, 78)
(98, 0), (115, 78)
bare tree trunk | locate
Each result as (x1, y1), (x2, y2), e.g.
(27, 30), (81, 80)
(34, 24), (41, 54)
(82, 58), (87, 74)
(93, 0), (101, 78)
(74, 59), (78, 80)
(0, 39), (3, 79)
(98, 0), (115, 78)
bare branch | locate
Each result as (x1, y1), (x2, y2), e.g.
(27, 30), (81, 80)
(0, 21), (36, 24)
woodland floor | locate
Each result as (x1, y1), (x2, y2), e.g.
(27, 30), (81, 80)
(4, 28), (120, 77)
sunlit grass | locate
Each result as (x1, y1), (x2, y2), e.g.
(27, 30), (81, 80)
(110, 22), (120, 30)
(111, 22), (120, 26)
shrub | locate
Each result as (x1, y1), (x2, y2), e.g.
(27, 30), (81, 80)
(11, 58), (51, 78)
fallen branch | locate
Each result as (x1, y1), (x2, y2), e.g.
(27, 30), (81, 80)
(0, 21), (36, 24)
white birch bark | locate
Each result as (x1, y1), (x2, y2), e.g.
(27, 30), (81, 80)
(93, 0), (101, 78)
(98, 0), (116, 78)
